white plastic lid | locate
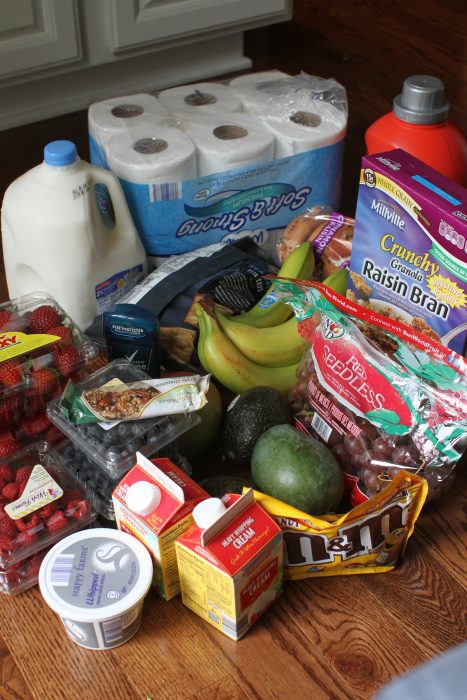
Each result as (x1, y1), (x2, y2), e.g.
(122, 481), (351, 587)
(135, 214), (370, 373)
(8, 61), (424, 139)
(125, 480), (161, 516)
(193, 498), (227, 530)
(39, 528), (153, 623)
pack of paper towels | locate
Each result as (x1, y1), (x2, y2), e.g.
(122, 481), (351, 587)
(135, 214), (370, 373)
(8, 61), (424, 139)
(87, 72), (348, 262)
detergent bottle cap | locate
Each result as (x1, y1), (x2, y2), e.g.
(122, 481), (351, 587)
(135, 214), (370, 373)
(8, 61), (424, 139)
(393, 75), (450, 125)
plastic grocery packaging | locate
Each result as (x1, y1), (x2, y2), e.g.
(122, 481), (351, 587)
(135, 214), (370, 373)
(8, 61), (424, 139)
(0, 444), (96, 595)
(365, 75), (467, 185)
(1, 140), (148, 330)
(39, 528), (153, 650)
(0, 292), (98, 452)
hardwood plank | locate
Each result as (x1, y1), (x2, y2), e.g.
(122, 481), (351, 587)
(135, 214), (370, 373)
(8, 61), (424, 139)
(0, 633), (32, 700)
(281, 575), (429, 699)
(0, 591), (139, 700)
(188, 675), (250, 700)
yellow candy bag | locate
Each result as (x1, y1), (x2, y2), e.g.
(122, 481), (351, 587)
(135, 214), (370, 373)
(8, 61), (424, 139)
(249, 470), (427, 578)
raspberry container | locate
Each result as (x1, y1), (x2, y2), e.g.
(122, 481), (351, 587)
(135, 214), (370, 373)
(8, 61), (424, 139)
(52, 439), (193, 521)
(0, 443), (97, 594)
(46, 359), (199, 480)
(0, 292), (99, 454)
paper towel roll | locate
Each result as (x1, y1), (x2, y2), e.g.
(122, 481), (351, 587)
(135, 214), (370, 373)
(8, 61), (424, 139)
(182, 114), (274, 176)
(261, 100), (347, 158)
(88, 94), (169, 162)
(229, 70), (293, 114)
(106, 125), (196, 184)
(158, 82), (242, 116)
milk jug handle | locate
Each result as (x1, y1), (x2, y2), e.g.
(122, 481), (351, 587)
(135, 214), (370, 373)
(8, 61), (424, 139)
(87, 164), (135, 235)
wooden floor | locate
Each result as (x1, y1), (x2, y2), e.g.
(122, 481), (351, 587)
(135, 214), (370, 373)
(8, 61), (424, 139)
(0, 4), (466, 698)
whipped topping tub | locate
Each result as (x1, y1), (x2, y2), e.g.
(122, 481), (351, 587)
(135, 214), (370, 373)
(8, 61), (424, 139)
(39, 528), (153, 650)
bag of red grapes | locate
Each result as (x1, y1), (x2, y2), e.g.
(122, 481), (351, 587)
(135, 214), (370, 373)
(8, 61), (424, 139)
(272, 279), (467, 505)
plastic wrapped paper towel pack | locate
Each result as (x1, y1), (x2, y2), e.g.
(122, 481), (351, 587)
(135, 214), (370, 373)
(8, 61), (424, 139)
(88, 93), (169, 168)
(107, 125), (197, 184)
(180, 112), (275, 176)
(229, 70), (292, 114)
(158, 81), (242, 116)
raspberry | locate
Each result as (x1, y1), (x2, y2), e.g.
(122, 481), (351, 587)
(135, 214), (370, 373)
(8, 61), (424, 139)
(1, 482), (18, 502)
(45, 425), (63, 446)
(66, 499), (90, 520)
(0, 359), (23, 388)
(15, 466), (33, 484)
(48, 325), (72, 348)
(26, 367), (59, 397)
(17, 478), (28, 497)
(0, 535), (13, 552)
(46, 510), (68, 532)
(5, 566), (21, 587)
(0, 464), (14, 482)
(38, 502), (57, 518)
(0, 433), (19, 460)
(28, 305), (60, 333)
(0, 516), (18, 538)
(16, 513), (41, 532)
(62, 489), (83, 506)
(26, 553), (44, 579)
(16, 529), (37, 547)
(54, 345), (81, 377)
(0, 310), (12, 330)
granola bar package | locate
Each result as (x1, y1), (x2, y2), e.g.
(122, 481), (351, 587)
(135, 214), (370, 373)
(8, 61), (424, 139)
(251, 470), (427, 578)
(271, 279), (467, 504)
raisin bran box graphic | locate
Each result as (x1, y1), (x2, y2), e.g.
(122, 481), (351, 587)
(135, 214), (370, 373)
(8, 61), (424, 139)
(348, 149), (467, 355)
(112, 453), (209, 600)
(175, 489), (283, 641)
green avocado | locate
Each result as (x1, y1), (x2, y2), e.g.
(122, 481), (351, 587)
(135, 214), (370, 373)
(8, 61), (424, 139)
(221, 386), (292, 466)
(251, 424), (344, 515)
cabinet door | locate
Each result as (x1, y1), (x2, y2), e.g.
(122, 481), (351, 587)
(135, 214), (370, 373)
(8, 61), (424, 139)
(0, 0), (80, 80)
(109, 0), (291, 52)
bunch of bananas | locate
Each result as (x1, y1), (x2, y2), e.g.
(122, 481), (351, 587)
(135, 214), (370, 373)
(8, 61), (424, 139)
(195, 241), (349, 395)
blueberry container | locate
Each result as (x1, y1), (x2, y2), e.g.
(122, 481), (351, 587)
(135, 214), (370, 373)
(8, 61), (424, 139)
(51, 440), (193, 521)
(46, 359), (199, 480)
(0, 443), (97, 593)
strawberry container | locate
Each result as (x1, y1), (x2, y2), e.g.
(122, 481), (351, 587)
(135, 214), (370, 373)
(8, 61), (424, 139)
(51, 440), (193, 521)
(0, 443), (97, 593)
(0, 292), (99, 454)
(46, 359), (199, 480)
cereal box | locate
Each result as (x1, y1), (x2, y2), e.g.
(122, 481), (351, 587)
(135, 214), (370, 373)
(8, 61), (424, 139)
(348, 149), (467, 354)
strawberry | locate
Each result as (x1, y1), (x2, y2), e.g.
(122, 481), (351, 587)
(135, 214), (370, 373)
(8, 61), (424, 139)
(0, 464), (14, 482)
(28, 305), (61, 333)
(1, 482), (18, 502)
(0, 395), (22, 427)
(0, 433), (19, 460)
(54, 345), (81, 377)
(46, 510), (68, 532)
(48, 325), (72, 348)
(0, 310), (12, 330)
(44, 425), (63, 446)
(0, 359), (23, 388)
(26, 367), (58, 397)
(17, 413), (50, 439)
(15, 465), (33, 484)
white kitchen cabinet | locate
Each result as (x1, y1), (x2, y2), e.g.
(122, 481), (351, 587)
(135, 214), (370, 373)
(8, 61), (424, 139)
(0, 0), (292, 130)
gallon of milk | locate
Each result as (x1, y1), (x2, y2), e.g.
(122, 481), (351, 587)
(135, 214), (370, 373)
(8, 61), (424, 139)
(1, 140), (148, 329)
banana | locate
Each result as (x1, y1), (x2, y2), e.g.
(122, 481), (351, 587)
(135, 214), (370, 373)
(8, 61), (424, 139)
(233, 241), (315, 328)
(215, 309), (306, 367)
(195, 303), (299, 394)
(322, 267), (349, 296)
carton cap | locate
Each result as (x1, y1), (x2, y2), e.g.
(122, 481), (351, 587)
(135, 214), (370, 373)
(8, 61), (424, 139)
(126, 480), (161, 516)
(193, 498), (227, 530)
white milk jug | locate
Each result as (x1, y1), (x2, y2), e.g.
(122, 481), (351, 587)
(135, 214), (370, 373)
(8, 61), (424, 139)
(1, 140), (148, 329)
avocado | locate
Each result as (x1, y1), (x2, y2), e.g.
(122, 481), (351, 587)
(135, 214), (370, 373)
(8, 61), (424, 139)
(198, 474), (254, 498)
(251, 424), (344, 514)
(221, 386), (292, 466)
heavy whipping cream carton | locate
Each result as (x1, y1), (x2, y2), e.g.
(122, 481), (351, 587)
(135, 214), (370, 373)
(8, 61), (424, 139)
(112, 453), (209, 600)
(348, 149), (467, 354)
(175, 490), (283, 640)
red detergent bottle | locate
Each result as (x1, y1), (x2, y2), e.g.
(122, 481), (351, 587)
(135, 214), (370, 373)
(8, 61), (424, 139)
(365, 75), (467, 185)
